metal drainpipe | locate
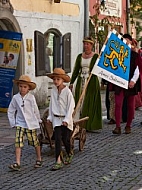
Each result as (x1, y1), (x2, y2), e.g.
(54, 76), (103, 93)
(84, 0), (89, 37)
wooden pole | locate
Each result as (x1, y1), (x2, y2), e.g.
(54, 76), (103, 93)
(73, 29), (130, 119)
(72, 30), (113, 119)
(73, 73), (92, 118)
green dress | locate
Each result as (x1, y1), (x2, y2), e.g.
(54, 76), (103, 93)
(70, 53), (102, 131)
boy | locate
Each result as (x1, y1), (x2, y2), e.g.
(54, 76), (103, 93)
(8, 75), (42, 171)
(47, 68), (75, 171)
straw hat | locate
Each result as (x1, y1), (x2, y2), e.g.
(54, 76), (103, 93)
(47, 68), (70, 83)
(13, 75), (36, 90)
(83, 36), (94, 45)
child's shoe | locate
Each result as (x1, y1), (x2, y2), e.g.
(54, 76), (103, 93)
(50, 162), (63, 171)
(8, 163), (21, 171)
(34, 160), (43, 168)
(64, 154), (74, 165)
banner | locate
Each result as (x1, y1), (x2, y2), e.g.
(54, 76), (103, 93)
(91, 29), (131, 89)
(0, 30), (22, 112)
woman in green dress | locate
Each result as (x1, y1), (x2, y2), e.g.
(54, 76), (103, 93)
(69, 37), (102, 131)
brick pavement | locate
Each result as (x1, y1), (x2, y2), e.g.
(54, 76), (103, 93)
(0, 91), (142, 190)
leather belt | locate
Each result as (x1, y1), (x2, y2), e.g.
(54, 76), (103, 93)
(54, 114), (65, 117)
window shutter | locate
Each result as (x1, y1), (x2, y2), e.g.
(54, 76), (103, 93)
(62, 33), (71, 73)
(53, 35), (61, 68)
(54, 0), (61, 3)
(34, 31), (47, 76)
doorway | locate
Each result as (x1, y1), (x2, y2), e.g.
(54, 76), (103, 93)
(0, 9), (23, 94)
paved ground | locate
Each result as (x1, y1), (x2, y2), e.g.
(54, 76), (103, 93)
(1, 91), (142, 190)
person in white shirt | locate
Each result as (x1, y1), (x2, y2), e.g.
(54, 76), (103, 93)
(47, 68), (75, 171)
(8, 75), (42, 171)
(112, 34), (141, 135)
(7, 53), (15, 67)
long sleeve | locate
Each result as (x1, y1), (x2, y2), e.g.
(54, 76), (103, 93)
(8, 93), (40, 130)
(131, 66), (139, 83)
(7, 98), (17, 128)
(63, 91), (75, 125)
(89, 53), (98, 72)
(33, 96), (42, 123)
(48, 86), (75, 130)
(70, 54), (82, 84)
(47, 96), (53, 122)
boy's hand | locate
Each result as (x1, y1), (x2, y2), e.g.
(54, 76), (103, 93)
(62, 121), (68, 126)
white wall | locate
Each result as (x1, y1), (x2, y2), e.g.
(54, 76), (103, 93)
(12, 1), (84, 106)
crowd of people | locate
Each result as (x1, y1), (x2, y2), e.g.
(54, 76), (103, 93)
(7, 33), (142, 172)
(102, 34), (142, 134)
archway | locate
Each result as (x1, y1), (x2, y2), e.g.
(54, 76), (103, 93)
(0, 9), (24, 94)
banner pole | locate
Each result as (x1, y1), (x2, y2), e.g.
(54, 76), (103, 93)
(73, 73), (92, 118)
(72, 30), (113, 119)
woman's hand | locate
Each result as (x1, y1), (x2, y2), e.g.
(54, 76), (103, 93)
(128, 81), (135, 88)
(69, 84), (73, 91)
(47, 119), (52, 125)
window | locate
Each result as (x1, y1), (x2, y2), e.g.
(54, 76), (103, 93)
(62, 33), (71, 73)
(34, 29), (71, 76)
(34, 31), (47, 76)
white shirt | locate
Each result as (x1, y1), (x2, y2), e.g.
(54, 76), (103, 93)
(8, 92), (41, 130)
(131, 66), (139, 83)
(47, 86), (75, 131)
(7, 60), (16, 67)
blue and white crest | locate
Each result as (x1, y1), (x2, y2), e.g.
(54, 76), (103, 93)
(92, 29), (131, 89)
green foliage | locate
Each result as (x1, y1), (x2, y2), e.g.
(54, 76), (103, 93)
(89, 17), (110, 50)
(130, 0), (142, 18)
(89, 2), (122, 51)
(130, 0), (142, 40)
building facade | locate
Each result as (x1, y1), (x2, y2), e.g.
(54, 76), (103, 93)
(0, 0), (84, 106)
(89, 0), (127, 37)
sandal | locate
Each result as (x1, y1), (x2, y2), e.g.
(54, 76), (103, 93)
(50, 162), (63, 171)
(64, 154), (74, 165)
(8, 163), (21, 171)
(34, 160), (43, 168)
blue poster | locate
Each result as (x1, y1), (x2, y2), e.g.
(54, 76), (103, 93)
(0, 30), (22, 112)
(92, 29), (131, 89)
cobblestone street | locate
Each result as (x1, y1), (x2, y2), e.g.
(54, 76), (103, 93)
(0, 91), (142, 190)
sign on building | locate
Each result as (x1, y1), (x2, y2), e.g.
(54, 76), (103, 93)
(0, 30), (22, 112)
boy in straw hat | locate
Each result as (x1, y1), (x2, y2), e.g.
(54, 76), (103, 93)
(47, 68), (75, 171)
(8, 75), (42, 171)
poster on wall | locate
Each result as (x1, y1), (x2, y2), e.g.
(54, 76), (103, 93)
(91, 29), (131, 89)
(100, 0), (122, 17)
(0, 30), (22, 112)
